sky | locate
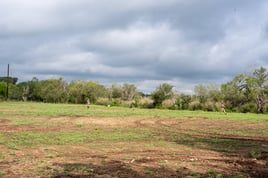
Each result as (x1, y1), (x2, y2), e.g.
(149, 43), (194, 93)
(0, 0), (268, 94)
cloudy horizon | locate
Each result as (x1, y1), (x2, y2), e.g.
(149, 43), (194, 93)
(1, 0), (268, 94)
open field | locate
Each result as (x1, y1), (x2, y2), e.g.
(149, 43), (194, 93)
(0, 102), (268, 177)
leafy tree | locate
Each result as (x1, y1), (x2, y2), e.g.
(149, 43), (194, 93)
(40, 78), (68, 103)
(69, 80), (107, 104)
(0, 77), (18, 85)
(15, 82), (30, 101)
(68, 80), (85, 103)
(221, 67), (267, 113)
(30, 77), (42, 101)
(121, 83), (138, 101)
(152, 83), (174, 107)
(110, 83), (123, 99)
(83, 81), (107, 103)
(221, 74), (248, 109)
(9, 84), (20, 100)
(247, 67), (268, 113)
(0, 82), (6, 99)
(194, 84), (208, 103)
(177, 94), (192, 110)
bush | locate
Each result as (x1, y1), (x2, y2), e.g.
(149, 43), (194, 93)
(162, 99), (176, 109)
(120, 100), (134, 107)
(265, 105), (268, 113)
(110, 99), (122, 107)
(203, 101), (221, 112)
(239, 103), (256, 113)
(138, 97), (154, 109)
(188, 100), (202, 111)
(96, 97), (110, 106)
(176, 94), (192, 110)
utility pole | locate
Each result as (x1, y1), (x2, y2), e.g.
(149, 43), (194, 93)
(6, 64), (9, 101)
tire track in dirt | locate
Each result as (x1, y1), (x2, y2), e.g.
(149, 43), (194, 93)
(156, 119), (268, 142)
(134, 118), (268, 142)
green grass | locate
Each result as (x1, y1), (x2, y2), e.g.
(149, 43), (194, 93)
(10, 116), (43, 126)
(0, 128), (156, 149)
(1, 102), (267, 150)
(1, 101), (267, 121)
(0, 134), (4, 144)
(0, 101), (267, 177)
(175, 136), (265, 153)
(0, 171), (7, 176)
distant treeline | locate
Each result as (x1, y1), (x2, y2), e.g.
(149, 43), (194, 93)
(0, 67), (267, 113)
(0, 77), (18, 85)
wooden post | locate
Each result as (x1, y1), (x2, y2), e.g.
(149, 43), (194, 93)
(6, 64), (9, 101)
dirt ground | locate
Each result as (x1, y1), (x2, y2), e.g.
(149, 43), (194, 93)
(0, 114), (268, 178)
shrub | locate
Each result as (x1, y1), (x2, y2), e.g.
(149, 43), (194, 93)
(265, 105), (268, 113)
(162, 99), (176, 109)
(203, 101), (220, 112)
(138, 97), (154, 109)
(203, 101), (213, 111)
(189, 100), (202, 111)
(96, 97), (110, 106)
(110, 99), (122, 107)
(214, 102), (222, 112)
(120, 100), (133, 107)
(239, 103), (256, 113)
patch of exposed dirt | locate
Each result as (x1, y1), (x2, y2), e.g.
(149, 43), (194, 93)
(0, 109), (16, 112)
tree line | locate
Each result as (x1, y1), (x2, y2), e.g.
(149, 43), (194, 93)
(0, 67), (267, 113)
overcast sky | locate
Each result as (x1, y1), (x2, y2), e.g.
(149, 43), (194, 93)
(0, 0), (268, 93)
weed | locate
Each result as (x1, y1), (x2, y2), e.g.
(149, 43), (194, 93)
(45, 154), (58, 158)
(186, 172), (201, 178)
(8, 151), (16, 155)
(205, 169), (223, 178)
(76, 123), (84, 128)
(6, 142), (19, 150)
(216, 174), (223, 178)
(234, 175), (245, 178)
(159, 160), (167, 163)
(63, 164), (94, 173)
(249, 150), (261, 159)
(0, 171), (7, 175)
(0, 134), (4, 144)
(144, 170), (153, 174)
(44, 148), (55, 151)
(36, 165), (53, 176)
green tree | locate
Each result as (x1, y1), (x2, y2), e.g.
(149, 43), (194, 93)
(0, 77), (18, 85)
(68, 80), (85, 103)
(221, 74), (248, 109)
(152, 83), (174, 107)
(247, 67), (268, 113)
(83, 81), (107, 103)
(69, 80), (107, 104)
(0, 82), (7, 99)
(110, 83), (123, 99)
(121, 83), (138, 101)
(15, 82), (30, 101)
(177, 94), (192, 110)
(40, 78), (68, 103)
(194, 84), (208, 103)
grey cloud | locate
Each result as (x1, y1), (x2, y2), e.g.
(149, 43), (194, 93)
(1, 0), (268, 93)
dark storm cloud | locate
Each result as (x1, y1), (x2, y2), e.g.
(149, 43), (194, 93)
(0, 0), (268, 93)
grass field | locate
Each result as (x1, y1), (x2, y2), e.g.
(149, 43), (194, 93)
(0, 102), (267, 177)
